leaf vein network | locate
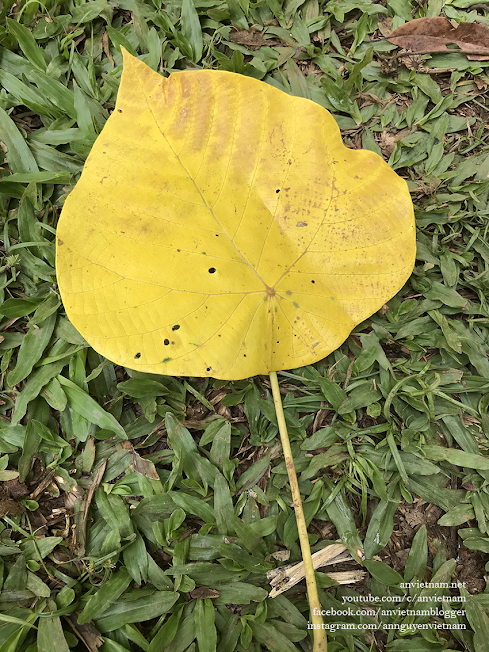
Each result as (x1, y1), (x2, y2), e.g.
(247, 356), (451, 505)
(272, 107), (336, 290)
(253, 92), (295, 274)
(228, 90), (269, 244)
(222, 296), (269, 376)
(137, 67), (269, 288)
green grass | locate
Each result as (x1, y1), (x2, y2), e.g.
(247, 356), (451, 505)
(1, 0), (489, 651)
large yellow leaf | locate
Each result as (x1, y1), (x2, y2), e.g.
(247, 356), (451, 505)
(56, 50), (415, 381)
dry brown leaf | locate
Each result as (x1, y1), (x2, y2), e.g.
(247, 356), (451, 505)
(378, 17), (394, 37)
(228, 29), (280, 49)
(190, 587), (221, 599)
(73, 459), (107, 558)
(65, 614), (103, 652)
(102, 31), (114, 68)
(0, 498), (23, 518)
(120, 440), (161, 480)
(132, 450), (160, 480)
(271, 549), (291, 562)
(387, 17), (489, 61)
(379, 131), (402, 157)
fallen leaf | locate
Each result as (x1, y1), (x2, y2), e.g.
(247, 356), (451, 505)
(56, 50), (415, 381)
(377, 17), (394, 37)
(0, 498), (23, 518)
(3, 477), (29, 499)
(387, 17), (489, 61)
(271, 549), (291, 562)
(190, 587), (221, 599)
(228, 29), (280, 49)
(65, 614), (103, 652)
(73, 458), (107, 557)
(132, 449), (160, 480)
(379, 131), (402, 157)
(102, 31), (114, 68)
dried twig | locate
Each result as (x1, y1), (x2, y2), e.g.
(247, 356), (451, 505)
(268, 542), (363, 597)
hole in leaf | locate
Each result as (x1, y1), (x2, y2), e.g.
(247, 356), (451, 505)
(134, 352), (141, 359)
(208, 268), (216, 274)
(172, 325), (180, 331)
(164, 339), (170, 345)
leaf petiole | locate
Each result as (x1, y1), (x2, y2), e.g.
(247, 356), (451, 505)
(269, 371), (327, 652)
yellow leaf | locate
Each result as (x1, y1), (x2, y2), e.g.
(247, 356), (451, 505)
(56, 49), (415, 381)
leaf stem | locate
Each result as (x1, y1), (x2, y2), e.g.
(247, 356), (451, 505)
(269, 371), (327, 652)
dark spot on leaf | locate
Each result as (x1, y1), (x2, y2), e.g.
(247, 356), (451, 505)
(311, 280), (315, 283)
(118, 109), (123, 113)
(243, 354), (246, 357)
(208, 268), (216, 274)
(276, 189), (280, 193)
(163, 357), (171, 362)
(292, 302), (299, 308)
(286, 291), (292, 295)
(164, 339), (170, 345)
(172, 325), (180, 331)
(134, 352), (141, 359)
(206, 367), (211, 371)
(58, 239), (64, 245)
(177, 249), (180, 252)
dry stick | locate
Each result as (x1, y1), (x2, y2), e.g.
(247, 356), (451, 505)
(269, 371), (327, 652)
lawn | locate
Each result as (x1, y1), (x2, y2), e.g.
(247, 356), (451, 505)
(1, 1), (489, 651)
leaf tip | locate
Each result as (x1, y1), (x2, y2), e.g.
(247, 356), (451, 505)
(120, 45), (136, 65)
